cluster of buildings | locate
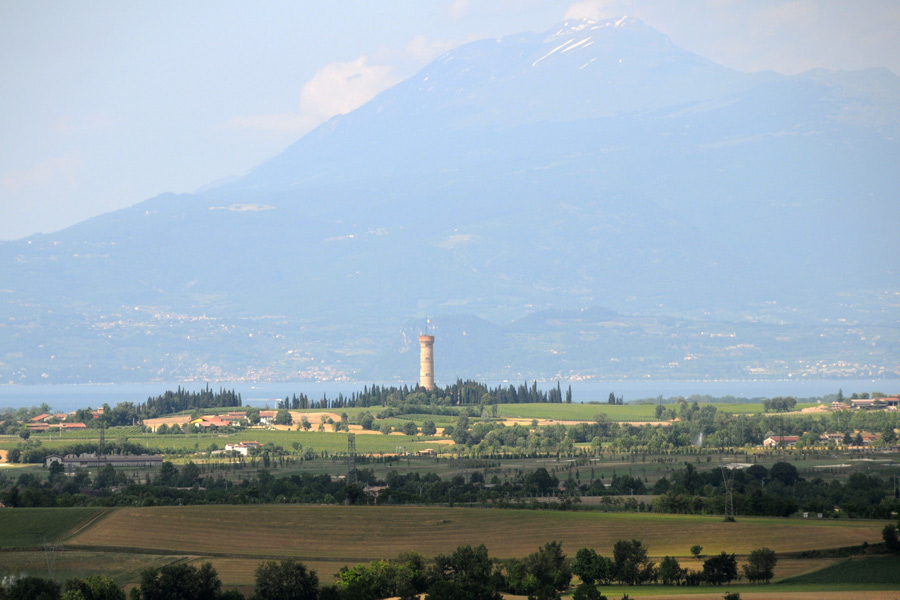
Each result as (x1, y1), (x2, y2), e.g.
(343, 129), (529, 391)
(145, 410), (279, 433)
(763, 431), (887, 449)
(23, 408), (104, 433)
(831, 396), (899, 411)
(44, 452), (163, 468)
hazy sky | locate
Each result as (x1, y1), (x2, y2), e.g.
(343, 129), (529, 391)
(2, 0), (898, 241)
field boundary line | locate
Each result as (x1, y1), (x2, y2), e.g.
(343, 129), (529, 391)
(63, 544), (375, 563)
(62, 508), (115, 541)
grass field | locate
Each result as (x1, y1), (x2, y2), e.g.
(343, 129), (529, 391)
(13, 428), (446, 455)
(0, 550), (182, 584)
(496, 402), (815, 421)
(0, 507), (105, 548)
(782, 554), (900, 584)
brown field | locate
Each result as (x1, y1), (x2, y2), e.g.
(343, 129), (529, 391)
(3, 505), (889, 596)
(142, 415), (192, 430)
(631, 593), (900, 600)
(501, 417), (671, 428)
(67, 505), (885, 564)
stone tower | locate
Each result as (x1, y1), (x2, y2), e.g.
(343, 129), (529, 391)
(418, 334), (435, 391)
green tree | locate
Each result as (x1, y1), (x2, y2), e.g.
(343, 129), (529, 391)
(4, 576), (61, 600)
(62, 575), (125, 600)
(612, 540), (655, 585)
(156, 461), (179, 486)
(179, 461), (201, 487)
(741, 547), (777, 584)
(138, 563), (221, 600)
(702, 552), (737, 586)
(768, 462), (799, 486)
(690, 545), (703, 559)
(572, 548), (611, 586)
(882, 524), (900, 553)
(517, 541), (571, 600)
(254, 559), (318, 600)
(402, 421), (418, 436)
(421, 421), (437, 436)
(427, 544), (502, 600)
(883, 425), (897, 445)
(572, 583), (607, 600)
(335, 552), (425, 600)
(657, 556), (684, 586)
(274, 409), (293, 426)
(359, 413), (374, 430)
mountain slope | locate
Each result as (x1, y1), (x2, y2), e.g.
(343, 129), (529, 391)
(1, 18), (898, 384)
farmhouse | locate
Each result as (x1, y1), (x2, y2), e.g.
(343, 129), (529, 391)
(57, 422), (87, 430)
(851, 399), (878, 409)
(44, 453), (163, 468)
(763, 435), (799, 448)
(363, 484), (389, 500)
(258, 411), (277, 425)
(190, 416), (230, 429)
(143, 415), (192, 432)
(849, 398), (898, 410)
(221, 412), (247, 426)
(224, 441), (262, 456)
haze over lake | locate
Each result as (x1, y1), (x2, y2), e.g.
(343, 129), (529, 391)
(0, 379), (889, 413)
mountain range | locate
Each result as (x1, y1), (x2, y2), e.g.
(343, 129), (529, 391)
(2, 18), (899, 385)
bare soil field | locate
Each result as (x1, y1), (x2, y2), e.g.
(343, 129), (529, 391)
(627, 592), (900, 600)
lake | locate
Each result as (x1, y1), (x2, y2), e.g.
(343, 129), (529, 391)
(0, 379), (894, 413)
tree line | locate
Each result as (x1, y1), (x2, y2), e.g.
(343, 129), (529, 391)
(0, 538), (783, 600)
(280, 379), (572, 411)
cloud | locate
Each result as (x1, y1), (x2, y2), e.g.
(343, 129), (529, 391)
(564, 0), (625, 21)
(226, 36), (460, 138)
(443, 0), (471, 21)
(2, 153), (83, 195)
(297, 56), (402, 120)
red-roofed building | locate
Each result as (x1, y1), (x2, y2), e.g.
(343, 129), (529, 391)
(763, 435), (799, 448)
(57, 422), (87, 430)
(190, 416), (231, 429)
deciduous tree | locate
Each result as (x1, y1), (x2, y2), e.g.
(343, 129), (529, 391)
(741, 547), (777, 584)
(254, 559), (318, 600)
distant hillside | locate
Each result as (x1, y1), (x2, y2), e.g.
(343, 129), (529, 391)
(1, 18), (898, 384)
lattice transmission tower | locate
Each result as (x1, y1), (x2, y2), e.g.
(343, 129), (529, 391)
(347, 433), (357, 485)
(721, 465), (739, 522)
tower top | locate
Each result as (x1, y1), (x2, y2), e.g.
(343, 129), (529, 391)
(421, 317), (433, 336)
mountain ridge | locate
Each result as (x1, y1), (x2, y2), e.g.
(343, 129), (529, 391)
(1, 18), (898, 384)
